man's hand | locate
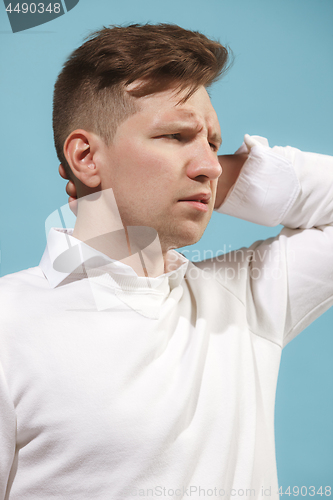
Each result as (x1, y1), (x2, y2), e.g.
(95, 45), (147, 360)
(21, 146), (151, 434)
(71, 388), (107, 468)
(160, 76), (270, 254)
(214, 153), (248, 209)
(59, 164), (78, 215)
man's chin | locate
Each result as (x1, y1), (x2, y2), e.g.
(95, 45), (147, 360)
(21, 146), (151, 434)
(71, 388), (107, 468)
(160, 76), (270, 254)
(162, 228), (206, 253)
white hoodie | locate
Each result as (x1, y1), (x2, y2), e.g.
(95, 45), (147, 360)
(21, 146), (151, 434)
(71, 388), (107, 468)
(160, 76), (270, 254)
(0, 136), (332, 499)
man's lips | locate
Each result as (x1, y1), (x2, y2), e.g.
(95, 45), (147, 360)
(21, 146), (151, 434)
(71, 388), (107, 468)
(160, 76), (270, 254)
(178, 193), (211, 204)
(178, 193), (211, 212)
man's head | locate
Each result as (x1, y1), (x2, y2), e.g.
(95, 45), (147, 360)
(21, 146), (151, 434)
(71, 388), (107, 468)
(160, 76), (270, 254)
(53, 23), (230, 252)
(53, 23), (230, 178)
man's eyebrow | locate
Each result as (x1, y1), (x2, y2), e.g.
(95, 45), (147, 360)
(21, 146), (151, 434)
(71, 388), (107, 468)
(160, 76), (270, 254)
(152, 120), (222, 146)
(153, 121), (199, 133)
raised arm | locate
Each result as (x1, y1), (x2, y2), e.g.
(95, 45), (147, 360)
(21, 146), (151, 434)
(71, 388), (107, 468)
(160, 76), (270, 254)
(216, 135), (333, 346)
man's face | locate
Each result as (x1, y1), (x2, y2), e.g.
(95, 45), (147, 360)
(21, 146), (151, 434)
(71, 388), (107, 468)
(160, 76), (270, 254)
(98, 84), (222, 253)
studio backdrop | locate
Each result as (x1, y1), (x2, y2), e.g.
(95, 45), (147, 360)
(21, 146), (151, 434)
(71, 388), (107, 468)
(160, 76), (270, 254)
(0, 0), (332, 492)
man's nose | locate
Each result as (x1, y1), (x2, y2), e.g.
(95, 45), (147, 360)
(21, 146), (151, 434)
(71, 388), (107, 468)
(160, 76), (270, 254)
(186, 143), (222, 181)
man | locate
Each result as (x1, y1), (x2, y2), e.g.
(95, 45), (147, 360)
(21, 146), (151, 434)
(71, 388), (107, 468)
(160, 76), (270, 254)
(0, 23), (332, 500)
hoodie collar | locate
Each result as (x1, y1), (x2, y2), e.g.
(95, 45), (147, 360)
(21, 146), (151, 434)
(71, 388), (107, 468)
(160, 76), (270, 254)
(39, 228), (189, 291)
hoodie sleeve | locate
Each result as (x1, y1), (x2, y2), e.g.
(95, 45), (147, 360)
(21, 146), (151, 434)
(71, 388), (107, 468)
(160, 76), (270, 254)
(216, 135), (333, 347)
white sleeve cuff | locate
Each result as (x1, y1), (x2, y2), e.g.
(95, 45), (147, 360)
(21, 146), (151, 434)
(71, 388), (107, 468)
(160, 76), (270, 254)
(216, 134), (301, 227)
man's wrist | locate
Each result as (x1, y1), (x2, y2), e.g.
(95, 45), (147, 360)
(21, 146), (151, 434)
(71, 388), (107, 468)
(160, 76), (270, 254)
(214, 153), (248, 209)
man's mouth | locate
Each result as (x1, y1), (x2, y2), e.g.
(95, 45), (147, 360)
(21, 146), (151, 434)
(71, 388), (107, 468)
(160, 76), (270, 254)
(178, 193), (211, 203)
(178, 193), (211, 212)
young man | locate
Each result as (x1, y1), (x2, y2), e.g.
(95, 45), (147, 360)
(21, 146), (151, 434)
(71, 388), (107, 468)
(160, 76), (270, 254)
(0, 23), (332, 500)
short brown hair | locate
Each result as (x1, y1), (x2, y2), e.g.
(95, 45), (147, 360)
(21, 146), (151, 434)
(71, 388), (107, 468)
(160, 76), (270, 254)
(53, 23), (231, 177)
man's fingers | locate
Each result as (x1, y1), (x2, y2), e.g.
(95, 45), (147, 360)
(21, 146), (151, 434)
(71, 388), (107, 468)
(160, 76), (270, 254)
(59, 163), (78, 199)
(59, 163), (77, 215)
(66, 180), (77, 198)
(59, 163), (68, 180)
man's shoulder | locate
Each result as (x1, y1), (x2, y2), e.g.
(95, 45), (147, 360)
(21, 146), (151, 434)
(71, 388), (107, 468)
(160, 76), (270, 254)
(0, 266), (49, 332)
(185, 238), (274, 305)
(0, 265), (47, 297)
(189, 241), (264, 278)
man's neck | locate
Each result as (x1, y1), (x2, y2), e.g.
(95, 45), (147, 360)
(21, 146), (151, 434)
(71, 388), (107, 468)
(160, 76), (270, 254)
(72, 189), (166, 278)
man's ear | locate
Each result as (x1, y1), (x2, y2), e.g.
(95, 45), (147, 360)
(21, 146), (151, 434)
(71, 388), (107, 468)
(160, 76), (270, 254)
(63, 130), (101, 189)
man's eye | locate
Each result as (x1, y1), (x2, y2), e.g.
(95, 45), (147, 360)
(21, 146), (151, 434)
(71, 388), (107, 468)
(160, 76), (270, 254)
(160, 135), (218, 152)
(163, 134), (181, 140)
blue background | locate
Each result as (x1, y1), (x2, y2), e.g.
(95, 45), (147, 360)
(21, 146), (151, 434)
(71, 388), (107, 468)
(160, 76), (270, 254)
(0, 0), (332, 492)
